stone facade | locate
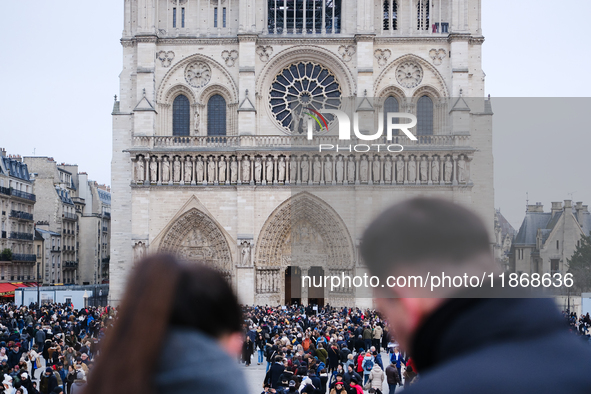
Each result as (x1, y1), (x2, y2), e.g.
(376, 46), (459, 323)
(111, 0), (494, 306)
(77, 175), (111, 285)
(23, 157), (80, 285)
(511, 201), (591, 276)
(0, 149), (37, 283)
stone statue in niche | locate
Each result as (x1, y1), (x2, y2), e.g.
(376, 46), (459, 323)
(278, 157), (286, 182)
(313, 157), (321, 183)
(407, 157), (416, 183)
(136, 157), (145, 182)
(335, 156), (344, 183)
(458, 156), (467, 183)
(372, 156), (381, 182)
(162, 157), (170, 183)
(359, 156), (369, 183)
(133, 241), (147, 263)
(254, 157), (262, 183)
(347, 156), (355, 182)
(384, 158), (392, 183)
(150, 157), (158, 182)
(194, 111), (200, 132)
(184, 158), (193, 183)
(241, 156), (250, 182)
(207, 157), (216, 183)
(230, 157), (238, 183)
(173, 158), (181, 182)
(444, 156), (453, 182)
(324, 156), (332, 183)
(218, 156), (227, 183)
(431, 157), (440, 182)
(300, 156), (309, 182)
(196, 157), (204, 183)
(420, 157), (428, 182)
(396, 156), (404, 183)
(265, 157), (274, 182)
(241, 241), (251, 266)
(289, 157), (298, 183)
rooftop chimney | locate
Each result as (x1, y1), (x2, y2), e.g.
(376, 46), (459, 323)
(527, 204), (544, 213)
(551, 202), (562, 217)
(0, 148), (5, 157)
(564, 200), (572, 209)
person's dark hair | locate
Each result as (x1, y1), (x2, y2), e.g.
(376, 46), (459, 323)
(85, 254), (242, 394)
(361, 197), (491, 277)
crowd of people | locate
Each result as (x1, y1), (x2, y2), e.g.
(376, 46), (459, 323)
(240, 304), (417, 394)
(0, 302), (115, 394)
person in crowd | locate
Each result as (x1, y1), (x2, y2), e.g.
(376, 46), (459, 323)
(385, 360), (401, 394)
(84, 254), (247, 394)
(389, 347), (404, 386)
(361, 197), (591, 393)
(243, 336), (254, 366)
(39, 367), (58, 394)
(256, 333), (266, 365)
(329, 381), (347, 394)
(368, 361), (384, 394)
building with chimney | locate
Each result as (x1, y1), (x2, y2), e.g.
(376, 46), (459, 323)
(511, 201), (591, 276)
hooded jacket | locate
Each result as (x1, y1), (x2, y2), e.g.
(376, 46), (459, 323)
(155, 327), (247, 394)
(368, 364), (384, 389)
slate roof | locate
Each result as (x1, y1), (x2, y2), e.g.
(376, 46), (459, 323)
(55, 187), (74, 205)
(514, 212), (552, 245)
(1, 157), (31, 182)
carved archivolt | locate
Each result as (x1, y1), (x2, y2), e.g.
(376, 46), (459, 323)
(255, 192), (354, 270)
(158, 208), (233, 276)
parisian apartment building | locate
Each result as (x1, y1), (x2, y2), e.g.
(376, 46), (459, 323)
(0, 149), (37, 283)
(22, 156), (111, 286)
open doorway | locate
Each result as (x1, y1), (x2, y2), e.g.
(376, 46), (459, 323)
(285, 266), (301, 305)
(308, 266), (325, 307)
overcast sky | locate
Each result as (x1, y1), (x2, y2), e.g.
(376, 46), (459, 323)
(1, 0), (590, 229)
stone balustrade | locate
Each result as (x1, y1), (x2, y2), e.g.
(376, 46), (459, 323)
(131, 134), (471, 149)
(131, 150), (473, 186)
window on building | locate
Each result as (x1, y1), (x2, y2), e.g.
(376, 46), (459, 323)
(223, 7), (226, 28)
(417, 0), (429, 30)
(556, 240), (559, 250)
(207, 95), (227, 136)
(173, 7), (177, 28)
(182, 7), (185, 28)
(417, 95), (434, 135)
(383, 96), (399, 135)
(383, 0), (398, 30)
(172, 95), (190, 136)
(214, 7), (218, 28)
(551, 259), (559, 274)
(267, 0), (342, 34)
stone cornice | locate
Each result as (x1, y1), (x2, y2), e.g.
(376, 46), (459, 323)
(237, 34), (258, 42)
(256, 36), (356, 45)
(374, 36), (449, 44)
(354, 34), (376, 42)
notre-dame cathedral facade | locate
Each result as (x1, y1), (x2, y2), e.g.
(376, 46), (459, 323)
(111, 0), (493, 307)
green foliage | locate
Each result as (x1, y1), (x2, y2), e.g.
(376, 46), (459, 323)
(567, 235), (591, 293)
(0, 248), (12, 261)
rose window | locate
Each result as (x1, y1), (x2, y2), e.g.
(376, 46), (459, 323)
(269, 62), (341, 135)
(185, 61), (212, 88)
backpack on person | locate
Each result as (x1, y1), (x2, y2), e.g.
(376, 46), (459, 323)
(364, 359), (374, 371)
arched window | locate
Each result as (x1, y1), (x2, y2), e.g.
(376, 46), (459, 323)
(383, 0), (398, 30)
(172, 94), (190, 136)
(417, 95), (434, 135)
(207, 94), (226, 136)
(383, 96), (399, 135)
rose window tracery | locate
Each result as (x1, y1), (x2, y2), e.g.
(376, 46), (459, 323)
(395, 61), (423, 88)
(185, 61), (212, 88)
(269, 62), (341, 135)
